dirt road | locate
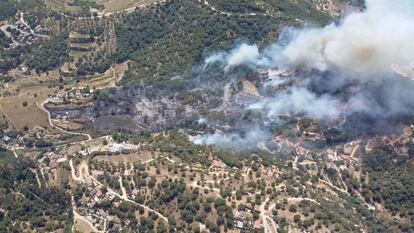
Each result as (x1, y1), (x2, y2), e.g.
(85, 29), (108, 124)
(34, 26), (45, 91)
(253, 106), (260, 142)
(70, 159), (169, 223)
(37, 98), (92, 140)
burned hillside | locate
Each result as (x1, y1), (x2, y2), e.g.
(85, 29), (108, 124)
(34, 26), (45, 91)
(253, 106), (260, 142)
(42, 0), (414, 159)
(45, 60), (414, 157)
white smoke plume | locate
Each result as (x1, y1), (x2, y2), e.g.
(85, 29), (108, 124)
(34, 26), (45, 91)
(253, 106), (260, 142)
(191, 128), (270, 150)
(249, 87), (342, 120)
(204, 44), (261, 71)
(205, 0), (414, 74)
(195, 0), (414, 149)
(282, 0), (414, 74)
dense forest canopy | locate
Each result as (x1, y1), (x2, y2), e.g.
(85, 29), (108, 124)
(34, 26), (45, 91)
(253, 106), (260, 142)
(0, 0), (44, 20)
(363, 148), (414, 230)
(0, 150), (72, 232)
(1, 0), (335, 80)
(208, 0), (332, 24)
(0, 0), (18, 21)
(26, 33), (70, 73)
(113, 0), (317, 84)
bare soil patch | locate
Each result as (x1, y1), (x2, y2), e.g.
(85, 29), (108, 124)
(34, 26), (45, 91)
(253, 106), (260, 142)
(94, 150), (157, 163)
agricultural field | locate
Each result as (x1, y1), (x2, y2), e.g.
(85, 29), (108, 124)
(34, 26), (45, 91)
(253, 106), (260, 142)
(79, 62), (128, 90)
(43, 0), (79, 13)
(73, 220), (95, 233)
(44, 0), (162, 14)
(99, 0), (162, 12)
(44, 0), (103, 14)
(94, 150), (156, 164)
(0, 71), (59, 130)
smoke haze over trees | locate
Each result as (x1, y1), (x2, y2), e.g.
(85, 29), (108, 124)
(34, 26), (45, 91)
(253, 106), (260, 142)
(193, 0), (414, 149)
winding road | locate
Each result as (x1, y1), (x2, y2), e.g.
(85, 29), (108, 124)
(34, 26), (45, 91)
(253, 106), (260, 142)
(38, 98), (92, 140)
(37, 85), (170, 230)
(70, 159), (169, 224)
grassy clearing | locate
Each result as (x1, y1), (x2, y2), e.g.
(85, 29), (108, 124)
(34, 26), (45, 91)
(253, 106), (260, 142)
(79, 62), (127, 89)
(100, 0), (161, 12)
(73, 219), (95, 233)
(1, 96), (49, 130)
(94, 151), (156, 163)
(0, 79), (53, 130)
(44, 0), (81, 13)
(45, 0), (161, 13)
(1, 69), (73, 131)
(0, 150), (16, 167)
(69, 51), (89, 59)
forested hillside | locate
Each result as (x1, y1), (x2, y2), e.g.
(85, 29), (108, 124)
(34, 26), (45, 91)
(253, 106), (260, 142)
(1, 0), (353, 82)
(114, 0), (332, 84)
(26, 32), (70, 73)
(208, 0), (331, 23)
(362, 149), (414, 232)
(0, 0), (44, 20)
(0, 149), (72, 232)
(0, 0), (18, 21)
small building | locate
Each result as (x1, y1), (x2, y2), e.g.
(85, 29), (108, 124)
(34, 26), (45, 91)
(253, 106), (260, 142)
(98, 209), (108, 218)
(81, 193), (88, 203)
(253, 219), (262, 229)
(96, 187), (103, 197)
(89, 199), (96, 208)
(48, 97), (64, 105)
(2, 135), (11, 142)
(236, 220), (244, 229)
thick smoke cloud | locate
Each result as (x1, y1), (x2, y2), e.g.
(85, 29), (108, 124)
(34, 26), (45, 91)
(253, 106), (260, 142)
(205, 0), (414, 74)
(249, 87), (341, 120)
(283, 0), (414, 74)
(193, 0), (414, 149)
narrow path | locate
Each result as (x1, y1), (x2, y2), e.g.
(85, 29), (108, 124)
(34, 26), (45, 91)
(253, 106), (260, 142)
(72, 208), (105, 233)
(320, 177), (348, 194)
(191, 180), (220, 193)
(287, 197), (321, 206)
(350, 144), (360, 158)
(70, 159), (169, 224)
(119, 176), (127, 198)
(163, 156), (176, 164)
(222, 83), (231, 111)
(40, 168), (49, 188)
(93, 175), (169, 223)
(198, 0), (272, 17)
(242, 166), (251, 177)
(259, 198), (277, 233)
(11, 148), (18, 158)
(334, 167), (348, 191)
(69, 159), (83, 182)
(19, 11), (35, 35)
(30, 168), (42, 188)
